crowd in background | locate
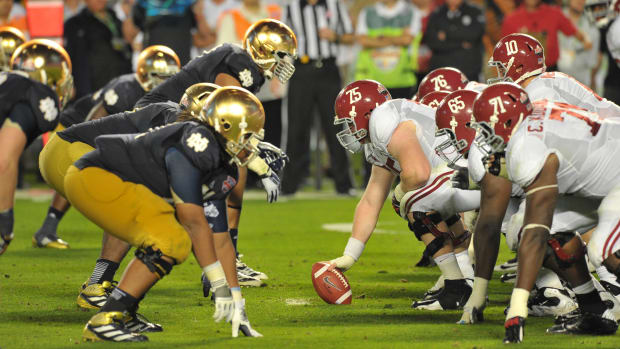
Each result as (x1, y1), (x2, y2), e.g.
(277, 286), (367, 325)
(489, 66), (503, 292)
(5, 0), (617, 193)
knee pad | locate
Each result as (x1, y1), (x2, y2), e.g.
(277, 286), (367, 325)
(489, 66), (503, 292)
(135, 246), (175, 279)
(444, 214), (461, 227)
(545, 231), (586, 269)
(451, 230), (471, 246)
(408, 211), (444, 240)
(422, 235), (446, 258)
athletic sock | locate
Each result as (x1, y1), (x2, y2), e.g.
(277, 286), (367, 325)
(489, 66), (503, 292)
(100, 287), (138, 313)
(0, 208), (14, 238)
(455, 250), (474, 280)
(573, 280), (607, 315)
(506, 288), (530, 320)
(35, 207), (65, 238)
(535, 268), (564, 290)
(597, 266), (620, 288)
(88, 259), (120, 285)
(434, 253), (464, 280)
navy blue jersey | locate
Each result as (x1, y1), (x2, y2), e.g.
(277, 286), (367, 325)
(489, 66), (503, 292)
(76, 121), (237, 202)
(58, 101), (181, 146)
(0, 72), (60, 134)
(59, 73), (144, 127)
(135, 44), (264, 108)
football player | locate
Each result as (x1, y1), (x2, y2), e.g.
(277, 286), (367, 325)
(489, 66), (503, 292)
(0, 26), (25, 71)
(488, 33), (620, 118)
(470, 83), (618, 343)
(328, 80), (481, 311)
(65, 86), (264, 342)
(413, 67), (470, 101)
(135, 18), (297, 287)
(32, 45), (181, 250)
(0, 39), (73, 255)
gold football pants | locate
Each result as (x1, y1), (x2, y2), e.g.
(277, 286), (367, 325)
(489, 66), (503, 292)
(64, 165), (192, 263)
(39, 134), (94, 197)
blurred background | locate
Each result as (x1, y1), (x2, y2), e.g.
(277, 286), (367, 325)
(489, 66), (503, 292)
(9, 0), (615, 195)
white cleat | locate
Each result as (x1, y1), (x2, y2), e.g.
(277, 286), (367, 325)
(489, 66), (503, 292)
(236, 258), (268, 280)
(528, 287), (577, 317)
(494, 257), (517, 272)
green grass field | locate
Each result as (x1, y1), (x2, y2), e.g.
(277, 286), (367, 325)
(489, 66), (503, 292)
(2, 192), (619, 349)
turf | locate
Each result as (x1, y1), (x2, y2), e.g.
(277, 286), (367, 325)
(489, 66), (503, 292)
(1, 193), (618, 349)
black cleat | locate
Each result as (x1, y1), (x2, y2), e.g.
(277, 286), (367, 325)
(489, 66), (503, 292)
(413, 279), (472, 310)
(503, 316), (525, 344)
(83, 312), (148, 342)
(124, 312), (163, 333)
(547, 309), (618, 335)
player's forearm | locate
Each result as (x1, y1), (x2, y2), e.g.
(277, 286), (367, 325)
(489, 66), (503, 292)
(351, 198), (382, 244)
(182, 220), (218, 267)
(472, 214), (503, 280)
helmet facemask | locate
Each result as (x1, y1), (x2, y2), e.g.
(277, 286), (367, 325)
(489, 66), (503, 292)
(253, 49), (296, 83)
(487, 58), (514, 85)
(434, 128), (467, 167)
(472, 121), (506, 157)
(334, 115), (367, 154)
(225, 130), (263, 167)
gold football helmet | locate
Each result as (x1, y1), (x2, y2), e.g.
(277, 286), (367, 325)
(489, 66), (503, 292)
(202, 86), (265, 166)
(11, 39), (73, 108)
(0, 26), (25, 71)
(136, 45), (181, 91)
(179, 83), (220, 120)
(243, 19), (297, 83)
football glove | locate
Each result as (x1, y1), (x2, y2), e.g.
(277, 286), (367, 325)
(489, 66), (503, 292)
(329, 255), (356, 272)
(260, 169), (281, 203)
(213, 285), (234, 322)
(258, 141), (289, 173)
(230, 299), (263, 338)
(392, 184), (405, 218)
(450, 165), (479, 190)
(457, 278), (488, 324)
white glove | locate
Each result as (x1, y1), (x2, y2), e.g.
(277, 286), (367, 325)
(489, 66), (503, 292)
(213, 286), (234, 322)
(260, 169), (281, 203)
(329, 255), (356, 272)
(457, 302), (486, 325)
(231, 299), (263, 337)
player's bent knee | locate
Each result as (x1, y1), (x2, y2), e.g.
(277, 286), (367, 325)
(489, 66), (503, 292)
(544, 231), (586, 269)
(135, 246), (176, 279)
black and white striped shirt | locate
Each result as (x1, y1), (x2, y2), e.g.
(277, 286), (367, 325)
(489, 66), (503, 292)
(283, 0), (353, 60)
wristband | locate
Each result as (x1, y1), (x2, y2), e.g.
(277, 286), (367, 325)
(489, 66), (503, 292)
(343, 237), (365, 261)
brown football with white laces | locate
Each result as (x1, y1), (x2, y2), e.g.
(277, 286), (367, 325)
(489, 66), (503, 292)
(311, 262), (352, 305)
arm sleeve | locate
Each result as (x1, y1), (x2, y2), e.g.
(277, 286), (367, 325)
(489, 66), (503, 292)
(165, 147), (203, 206)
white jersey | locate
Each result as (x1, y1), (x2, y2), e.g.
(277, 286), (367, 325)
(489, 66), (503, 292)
(506, 100), (620, 199)
(467, 142), (524, 197)
(364, 99), (442, 174)
(525, 71), (620, 119)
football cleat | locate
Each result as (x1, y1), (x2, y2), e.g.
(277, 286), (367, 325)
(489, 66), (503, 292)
(601, 280), (620, 299)
(494, 257), (517, 272)
(599, 286), (620, 321)
(124, 312), (163, 333)
(77, 281), (117, 309)
(423, 275), (445, 300)
(0, 232), (14, 255)
(503, 316), (525, 344)
(415, 253), (436, 267)
(237, 258), (268, 280)
(500, 272), (517, 283)
(238, 271), (263, 287)
(32, 235), (69, 249)
(547, 309), (618, 335)
(527, 287), (577, 317)
(83, 311), (148, 342)
(412, 279), (472, 310)
(553, 308), (580, 325)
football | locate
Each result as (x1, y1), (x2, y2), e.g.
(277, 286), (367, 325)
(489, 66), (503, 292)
(311, 262), (352, 305)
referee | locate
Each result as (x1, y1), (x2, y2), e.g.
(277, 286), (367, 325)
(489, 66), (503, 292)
(281, 0), (355, 196)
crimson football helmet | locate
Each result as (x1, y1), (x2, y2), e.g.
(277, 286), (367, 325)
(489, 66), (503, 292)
(585, 0), (619, 27)
(472, 83), (533, 156)
(414, 67), (469, 100)
(489, 34), (545, 85)
(419, 90), (450, 109)
(334, 79), (391, 153)
(434, 90), (479, 166)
